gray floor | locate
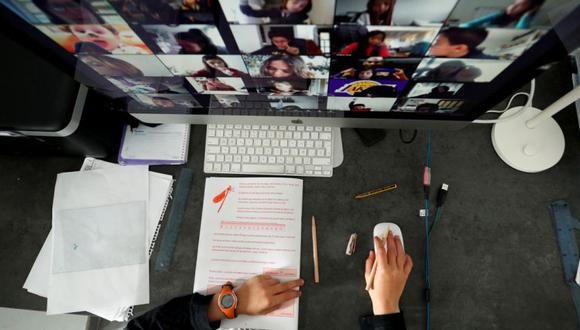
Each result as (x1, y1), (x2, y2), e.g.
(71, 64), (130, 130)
(1, 62), (579, 329)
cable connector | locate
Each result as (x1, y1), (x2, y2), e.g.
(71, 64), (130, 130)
(436, 183), (449, 207)
(423, 166), (431, 199)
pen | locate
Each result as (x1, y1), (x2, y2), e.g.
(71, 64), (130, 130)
(311, 216), (320, 283)
(354, 183), (398, 200)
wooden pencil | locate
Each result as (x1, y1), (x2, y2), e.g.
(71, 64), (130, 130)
(312, 216), (320, 283)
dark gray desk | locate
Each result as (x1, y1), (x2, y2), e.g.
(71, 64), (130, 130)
(1, 63), (579, 329)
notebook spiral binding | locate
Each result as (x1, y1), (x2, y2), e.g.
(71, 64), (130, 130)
(148, 179), (175, 257)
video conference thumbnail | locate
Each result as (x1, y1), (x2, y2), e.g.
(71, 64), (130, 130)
(142, 24), (227, 54)
(332, 25), (439, 58)
(131, 93), (201, 109)
(231, 24), (324, 56)
(413, 58), (511, 82)
(426, 27), (545, 60)
(186, 77), (249, 95)
(108, 76), (189, 94)
(158, 55), (249, 77)
(326, 96), (396, 112)
(36, 24), (152, 54)
(252, 79), (328, 96)
(243, 55), (330, 79)
(79, 55), (173, 77)
(393, 98), (464, 113)
(219, 0), (336, 25)
(108, 0), (214, 24)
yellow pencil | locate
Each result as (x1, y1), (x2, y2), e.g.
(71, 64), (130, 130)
(354, 183), (398, 200)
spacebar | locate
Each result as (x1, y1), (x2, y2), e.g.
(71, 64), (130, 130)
(242, 164), (285, 173)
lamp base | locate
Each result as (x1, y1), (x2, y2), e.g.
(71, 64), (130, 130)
(491, 106), (565, 173)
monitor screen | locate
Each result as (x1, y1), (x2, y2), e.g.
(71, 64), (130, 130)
(0, 0), (577, 123)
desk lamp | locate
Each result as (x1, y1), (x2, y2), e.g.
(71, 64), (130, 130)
(491, 84), (580, 172)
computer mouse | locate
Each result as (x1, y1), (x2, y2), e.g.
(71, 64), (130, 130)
(373, 222), (404, 248)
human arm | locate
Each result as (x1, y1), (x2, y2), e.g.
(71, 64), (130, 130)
(127, 275), (303, 330)
(239, 0), (279, 18)
(339, 42), (359, 55)
(459, 11), (502, 28)
(361, 231), (413, 330)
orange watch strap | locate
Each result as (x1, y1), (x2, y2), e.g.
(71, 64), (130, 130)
(218, 282), (238, 319)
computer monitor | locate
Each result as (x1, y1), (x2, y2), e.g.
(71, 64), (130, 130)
(0, 0), (578, 129)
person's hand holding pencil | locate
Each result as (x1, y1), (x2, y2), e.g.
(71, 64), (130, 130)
(364, 231), (413, 315)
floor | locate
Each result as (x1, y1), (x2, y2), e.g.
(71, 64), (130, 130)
(0, 61), (579, 329)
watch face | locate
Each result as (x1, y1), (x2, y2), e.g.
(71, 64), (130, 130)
(221, 294), (234, 308)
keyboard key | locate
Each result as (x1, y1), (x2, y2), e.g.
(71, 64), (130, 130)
(324, 127), (332, 132)
(225, 130), (233, 137)
(221, 146), (229, 154)
(207, 137), (219, 145)
(294, 157), (303, 164)
(243, 164), (284, 173)
(245, 139), (253, 146)
(214, 163), (222, 172)
(286, 165), (296, 173)
(216, 130), (224, 137)
(313, 158), (331, 165)
(234, 155), (241, 162)
(225, 124), (233, 129)
(320, 132), (331, 140)
(282, 148), (289, 156)
(315, 127), (322, 132)
(251, 155), (258, 163)
(217, 124), (224, 129)
(306, 126), (313, 131)
(207, 146), (220, 154)
(204, 163), (213, 172)
(277, 156), (284, 164)
(297, 166), (304, 174)
(220, 138), (227, 145)
(273, 148), (281, 155)
(268, 156), (276, 164)
(231, 163), (241, 172)
(285, 156), (294, 164)
(317, 149), (325, 157)
(289, 126), (296, 131)
(256, 147), (264, 155)
(311, 132), (319, 140)
(265, 147), (272, 155)
(223, 163), (230, 172)
(280, 140), (288, 147)
(217, 154), (224, 162)
(263, 139), (271, 147)
(297, 126), (304, 131)
(259, 156), (267, 163)
(242, 155), (250, 162)
(207, 129), (216, 137)
(206, 154), (216, 162)
(225, 155), (233, 162)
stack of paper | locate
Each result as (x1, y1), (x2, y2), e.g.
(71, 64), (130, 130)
(23, 158), (174, 321)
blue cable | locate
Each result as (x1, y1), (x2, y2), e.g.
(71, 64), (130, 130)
(423, 129), (432, 330)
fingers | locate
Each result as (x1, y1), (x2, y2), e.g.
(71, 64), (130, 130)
(271, 278), (304, 294)
(386, 231), (396, 267)
(365, 250), (375, 277)
(272, 289), (302, 306)
(403, 255), (413, 275)
(373, 236), (388, 268)
(395, 235), (405, 269)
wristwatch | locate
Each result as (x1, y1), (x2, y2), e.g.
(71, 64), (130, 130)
(217, 282), (238, 319)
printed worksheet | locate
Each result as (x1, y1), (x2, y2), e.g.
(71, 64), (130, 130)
(194, 177), (303, 330)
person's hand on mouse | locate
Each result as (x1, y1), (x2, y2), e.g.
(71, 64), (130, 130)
(365, 231), (413, 315)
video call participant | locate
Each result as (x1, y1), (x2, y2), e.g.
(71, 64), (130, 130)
(66, 24), (150, 54)
(239, 0), (312, 24)
(126, 232), (412, 330)
(81, 54), (144, 77)
(32, 0), (104, 24)
(415, 85), (455, 98)
(415, 60), (482, 82)
(461, 0), (545, 29)
(356, 0), (395, 25)
(199, 78), (238, 92)
(259, 55), (314, 79)
(178, 0), (214, 23)
(349, 100), (371, 112)
(428, 28), (498, 59)
(267, 80), (310, 95)
(191, 55), (249, 78)
(175, 28), (227, 54)
(339, 31), (390, 57)
(252, 28), (311, 56)
(151, 96), (178, 108)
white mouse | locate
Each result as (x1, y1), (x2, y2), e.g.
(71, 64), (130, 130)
(373, 222), (404, 248)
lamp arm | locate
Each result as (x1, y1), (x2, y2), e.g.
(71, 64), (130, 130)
(526, 85), (580, 128)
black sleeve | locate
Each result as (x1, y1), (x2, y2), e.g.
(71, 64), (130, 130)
(239, 4), (279, 19)
(126, 294), (221, 330)
(359, 312), (406, 330)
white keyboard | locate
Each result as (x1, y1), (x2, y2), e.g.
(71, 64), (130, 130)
(204, 124), (333, 177)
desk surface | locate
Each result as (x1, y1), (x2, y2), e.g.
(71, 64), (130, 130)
(1, 63), (580, 329)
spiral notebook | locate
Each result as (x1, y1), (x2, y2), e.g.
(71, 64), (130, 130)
(118, 124), (190, 165)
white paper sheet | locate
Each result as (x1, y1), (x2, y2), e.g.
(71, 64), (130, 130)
(47, 166), (150, 315)
(193, 177), (303, 330)
(24, 160), (173, 321)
